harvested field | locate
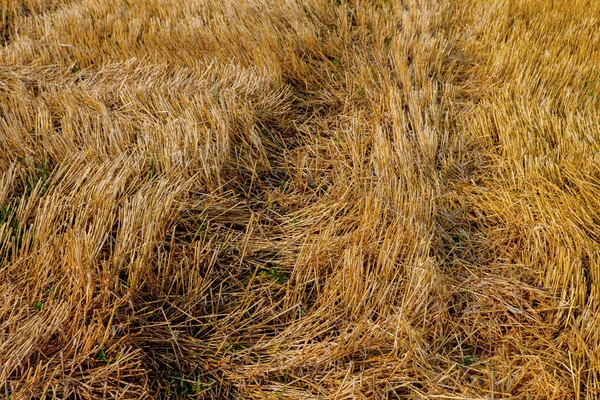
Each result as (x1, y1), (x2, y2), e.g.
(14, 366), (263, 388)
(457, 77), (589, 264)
(1, 0), (600, 398)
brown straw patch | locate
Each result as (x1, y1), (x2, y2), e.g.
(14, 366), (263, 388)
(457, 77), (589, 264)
(1, 0), (599, 398)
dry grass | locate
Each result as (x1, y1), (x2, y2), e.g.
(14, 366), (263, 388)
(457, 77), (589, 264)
(1, 0), (599, 398)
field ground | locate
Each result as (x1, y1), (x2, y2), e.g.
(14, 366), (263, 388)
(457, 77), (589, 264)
(1, 0), (600, 398)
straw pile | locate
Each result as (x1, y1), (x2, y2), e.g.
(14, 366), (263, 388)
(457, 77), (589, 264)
(1, 0), (599, 398)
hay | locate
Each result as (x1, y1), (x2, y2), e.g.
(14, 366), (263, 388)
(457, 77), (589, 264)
(1, 0), (599, 398)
